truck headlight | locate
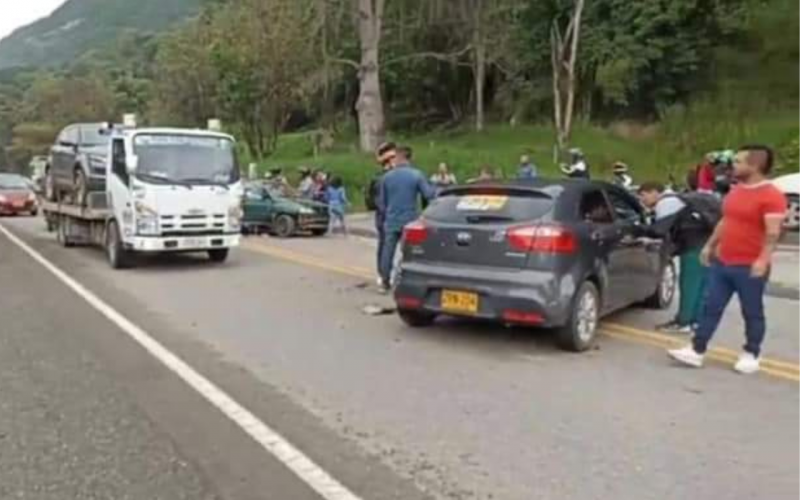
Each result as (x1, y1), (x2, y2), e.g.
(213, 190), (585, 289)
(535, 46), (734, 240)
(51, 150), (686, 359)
(136, 215), (159, 235)
(228, 206), (243, 228)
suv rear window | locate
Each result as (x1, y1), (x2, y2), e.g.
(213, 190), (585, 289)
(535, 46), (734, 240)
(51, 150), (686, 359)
(424, 187), (554, 224)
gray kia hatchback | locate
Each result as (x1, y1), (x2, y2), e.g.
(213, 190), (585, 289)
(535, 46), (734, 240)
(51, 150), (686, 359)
(393, 179), (676, 352)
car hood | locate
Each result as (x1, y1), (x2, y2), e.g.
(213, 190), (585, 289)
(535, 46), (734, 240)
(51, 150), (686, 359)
(275, 197), (327, 213)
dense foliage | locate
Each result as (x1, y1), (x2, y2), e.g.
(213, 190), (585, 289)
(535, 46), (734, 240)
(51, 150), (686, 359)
(0, 0), (796, 174)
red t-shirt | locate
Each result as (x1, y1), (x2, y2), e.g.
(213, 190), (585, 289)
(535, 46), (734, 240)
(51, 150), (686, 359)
(697, 163), (716, 191)
(718, 183), (787, 265)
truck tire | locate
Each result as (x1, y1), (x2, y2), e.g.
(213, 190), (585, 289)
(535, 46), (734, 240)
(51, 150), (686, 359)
(556, 281), (600, 352)
(56, 216), (75, 248)
(273, 215), (296, 238)
(208, 248), (229, 263)
(106, 220), (132, 269)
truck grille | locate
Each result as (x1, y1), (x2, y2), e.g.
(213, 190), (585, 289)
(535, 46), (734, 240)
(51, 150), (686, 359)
(160, 213), (227, 232)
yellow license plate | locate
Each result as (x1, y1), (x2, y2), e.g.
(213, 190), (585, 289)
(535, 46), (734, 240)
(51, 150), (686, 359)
(441, 290), (479, 314)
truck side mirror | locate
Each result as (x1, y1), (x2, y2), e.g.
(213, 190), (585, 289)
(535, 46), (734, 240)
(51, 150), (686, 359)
(126, 156), (139, 174)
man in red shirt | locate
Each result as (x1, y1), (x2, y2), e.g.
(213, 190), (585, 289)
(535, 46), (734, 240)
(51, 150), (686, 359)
(669, 145), (786, 374)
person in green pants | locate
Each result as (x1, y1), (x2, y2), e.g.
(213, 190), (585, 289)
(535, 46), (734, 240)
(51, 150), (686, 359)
(637, 182), (721, 334)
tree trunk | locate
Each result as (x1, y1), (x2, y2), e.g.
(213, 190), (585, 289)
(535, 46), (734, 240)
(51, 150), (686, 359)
(550, 0), (584, 153)
(355, 0), (386, 153)
(562, 0), (584, 147)
(473, 39), (486, 132)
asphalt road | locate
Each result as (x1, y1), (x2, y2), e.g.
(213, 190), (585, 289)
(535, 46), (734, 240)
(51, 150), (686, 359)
(1, 216), (798, 500)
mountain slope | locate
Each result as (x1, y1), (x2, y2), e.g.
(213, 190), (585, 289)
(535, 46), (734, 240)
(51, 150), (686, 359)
(0, 0), (202, 69)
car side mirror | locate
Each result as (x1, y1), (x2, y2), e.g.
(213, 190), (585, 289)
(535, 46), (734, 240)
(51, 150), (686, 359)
(126, 156), (139, 174)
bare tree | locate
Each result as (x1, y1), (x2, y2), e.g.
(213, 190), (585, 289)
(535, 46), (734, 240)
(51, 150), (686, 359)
(550, 0), (585, 151)
(355, 0), (387, 152)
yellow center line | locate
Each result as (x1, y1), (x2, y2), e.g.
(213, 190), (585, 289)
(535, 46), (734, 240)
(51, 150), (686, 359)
(242, 239), (800, 383)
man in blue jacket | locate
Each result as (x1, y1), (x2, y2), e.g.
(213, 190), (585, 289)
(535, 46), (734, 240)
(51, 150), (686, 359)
(377, 145), (434, 292)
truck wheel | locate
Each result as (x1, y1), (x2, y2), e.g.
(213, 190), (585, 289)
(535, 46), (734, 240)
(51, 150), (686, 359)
(556, 281), (600, 352)
(56, 216), (74, 248)
(273, 215), (296, 238)
(74, 168), (88, 207)
(208, 249), (229, 263)
(106, 220), (131, 269)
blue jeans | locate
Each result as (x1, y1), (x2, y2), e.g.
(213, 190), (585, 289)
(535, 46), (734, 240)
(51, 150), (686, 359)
(379, 229), (403, 286)
(375, 215), (385, 275)
(693, 262), (767, 357)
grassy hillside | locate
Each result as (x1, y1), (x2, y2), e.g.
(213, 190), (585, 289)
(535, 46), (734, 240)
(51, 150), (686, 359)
(0, 0), (201, 69)
(256, 109), (798, 206)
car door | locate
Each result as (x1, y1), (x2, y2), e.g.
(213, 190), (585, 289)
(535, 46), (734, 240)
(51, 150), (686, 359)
(605, 187), (660, 305)
(578, 188), (635, 312)
(243, 187), (274, 225)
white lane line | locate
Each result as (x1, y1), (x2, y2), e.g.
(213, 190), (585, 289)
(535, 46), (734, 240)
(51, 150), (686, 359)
(0, 223), (363, 500)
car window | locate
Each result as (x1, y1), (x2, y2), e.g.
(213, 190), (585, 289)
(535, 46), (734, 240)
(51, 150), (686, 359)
(425, 187), (554, 224)
(59, 127), (77, 146)
(606, 189), (644, 224)
(579, 190), (613, 224)
(80, 126), (110, 147)
(245, 188), (264, 201)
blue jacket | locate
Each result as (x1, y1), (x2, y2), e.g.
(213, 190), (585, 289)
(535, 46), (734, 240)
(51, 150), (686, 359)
(378, 164), (434, 232)
(518, 162), (538, 179)
(327, 186), (348, 214)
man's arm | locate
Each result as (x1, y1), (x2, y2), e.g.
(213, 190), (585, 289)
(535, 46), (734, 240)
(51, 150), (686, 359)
(751, 216), (784, 277)
(417, 172), (435, 202)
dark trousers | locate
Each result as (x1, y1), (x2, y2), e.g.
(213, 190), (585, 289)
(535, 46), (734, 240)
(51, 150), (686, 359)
(693, 261), (767, 357)
(379, 229), (403, 286)
(375, 214), (385, 276)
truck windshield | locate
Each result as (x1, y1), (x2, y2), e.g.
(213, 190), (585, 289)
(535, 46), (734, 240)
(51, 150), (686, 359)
(133, 134), (240, 186)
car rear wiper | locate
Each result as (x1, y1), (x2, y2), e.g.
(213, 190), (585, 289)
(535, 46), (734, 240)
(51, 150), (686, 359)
(465, 214), (515, 224)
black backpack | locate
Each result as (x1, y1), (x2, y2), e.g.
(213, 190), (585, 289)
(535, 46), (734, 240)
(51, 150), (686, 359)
(677, 192), (722, 230)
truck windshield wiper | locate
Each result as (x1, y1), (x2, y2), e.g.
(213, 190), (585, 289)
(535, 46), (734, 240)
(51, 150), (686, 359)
(182, 178), (230, 190)
(139, 173), (193, 190)
(465, 214), (515, 224)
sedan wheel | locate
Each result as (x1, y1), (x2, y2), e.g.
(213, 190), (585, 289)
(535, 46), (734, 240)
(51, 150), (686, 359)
(557, 282), (600, 352)
(644, 262), (676, 309)
(273, 215), (296, 238)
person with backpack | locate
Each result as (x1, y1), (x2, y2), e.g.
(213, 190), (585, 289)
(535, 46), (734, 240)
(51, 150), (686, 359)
(637, 181), (721, 334)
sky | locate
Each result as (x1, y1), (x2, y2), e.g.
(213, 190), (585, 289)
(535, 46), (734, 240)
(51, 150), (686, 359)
(0, 0), (65, 40)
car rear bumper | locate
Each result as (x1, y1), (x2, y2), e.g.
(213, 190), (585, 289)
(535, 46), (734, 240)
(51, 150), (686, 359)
(395, 261), (579, 327)
(129, 233), (240, 252)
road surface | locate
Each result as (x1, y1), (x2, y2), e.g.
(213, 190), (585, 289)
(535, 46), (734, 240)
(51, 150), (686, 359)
(1, 216), (797, 500)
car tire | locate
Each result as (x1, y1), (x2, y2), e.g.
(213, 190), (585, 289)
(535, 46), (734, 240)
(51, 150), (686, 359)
(273, 215), (296, 238)
(106, 220), (132, 269)
(398, 309), (436, 328)
(208, 249), (230, 263)
(44, 168), (57, 202)
(557, 281), (600, 352)
(74, 168), (88, 207)
(644, 262), (676, 309)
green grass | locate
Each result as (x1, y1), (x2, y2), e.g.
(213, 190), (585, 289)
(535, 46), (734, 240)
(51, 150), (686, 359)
(246, 109), (798, 208)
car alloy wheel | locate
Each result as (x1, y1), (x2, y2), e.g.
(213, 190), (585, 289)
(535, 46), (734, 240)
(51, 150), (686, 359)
(576, 289), (598, 343)
(659, 264), (676, 306)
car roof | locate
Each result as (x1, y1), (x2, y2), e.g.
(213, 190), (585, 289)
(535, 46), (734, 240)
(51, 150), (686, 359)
(441, 178), (622, 197)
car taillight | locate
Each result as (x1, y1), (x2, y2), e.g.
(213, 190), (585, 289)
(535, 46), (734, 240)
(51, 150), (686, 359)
(403, 220), (428, 245)
(502, 309), (544, 325)
(507, 224), (577, 254)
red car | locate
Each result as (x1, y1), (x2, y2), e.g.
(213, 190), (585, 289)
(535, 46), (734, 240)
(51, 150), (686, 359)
(0, 173), (38, 216)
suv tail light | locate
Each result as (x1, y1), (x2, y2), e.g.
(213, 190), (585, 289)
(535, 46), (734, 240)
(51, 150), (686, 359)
(507, 224), (577, 254)
(403, 220), (428, 245)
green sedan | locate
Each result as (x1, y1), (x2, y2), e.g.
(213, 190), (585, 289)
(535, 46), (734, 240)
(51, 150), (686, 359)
(242, 184), (330, 237)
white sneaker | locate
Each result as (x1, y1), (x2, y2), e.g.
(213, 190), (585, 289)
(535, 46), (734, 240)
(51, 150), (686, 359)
(668, 345), (704, 368)
(734, 352), (761, 374)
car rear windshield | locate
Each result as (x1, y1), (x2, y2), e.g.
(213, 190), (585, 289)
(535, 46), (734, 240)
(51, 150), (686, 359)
(424, 187), (554, 224)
